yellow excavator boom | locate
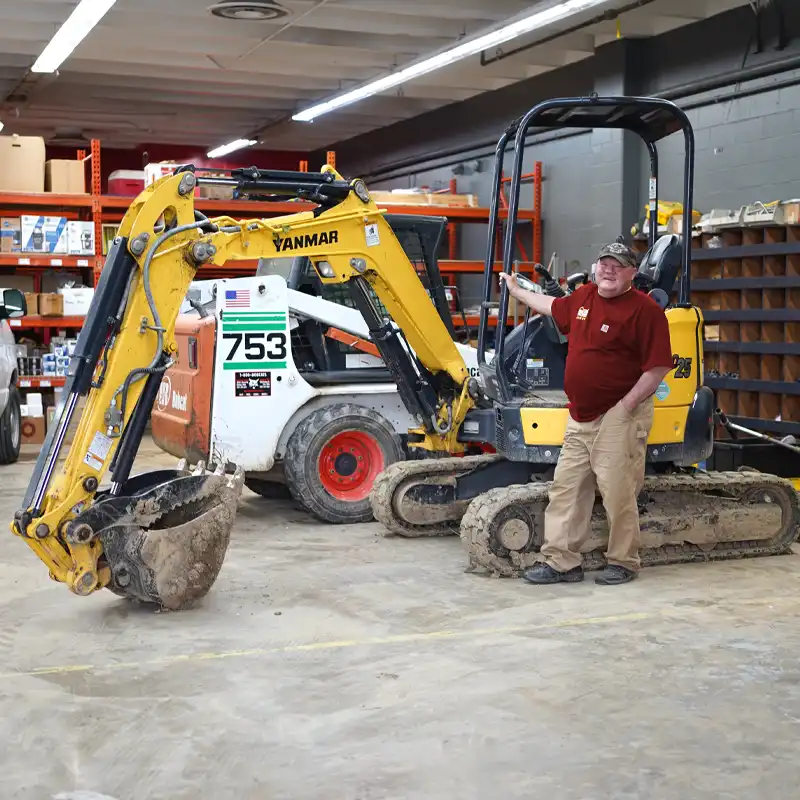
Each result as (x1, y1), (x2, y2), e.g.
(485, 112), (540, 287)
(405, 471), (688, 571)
(10, 164), (473, 607)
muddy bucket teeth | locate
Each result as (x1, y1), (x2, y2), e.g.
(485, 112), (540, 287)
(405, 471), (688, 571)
(91, 462), (244, 610)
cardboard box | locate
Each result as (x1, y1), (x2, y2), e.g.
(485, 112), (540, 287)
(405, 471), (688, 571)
(45, 159), (86, 194)
(59, 286), (94, 316)
(24, 292), (38, 315)
(0, 217), (21, 253)
(102, 223), (120, 255)
(370, 189), (478, 208)
(21, 216), (68, 254)
(67, 221), (95, 255)
(38, 293), (64, 317)
(0, 135), (45, 193)
(21, 416), (46, 445)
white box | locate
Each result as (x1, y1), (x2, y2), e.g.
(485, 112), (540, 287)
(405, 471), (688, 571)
(144, 162), (180, 187)
(21, 215), (68, 254)
(25, 392), (43, 415)
(67, 221), (95, 255)
(59, 286), (94, 316)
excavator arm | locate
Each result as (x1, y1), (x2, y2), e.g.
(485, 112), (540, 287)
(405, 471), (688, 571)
(10, 164), (473, 608)
(198, 169), (474, 449)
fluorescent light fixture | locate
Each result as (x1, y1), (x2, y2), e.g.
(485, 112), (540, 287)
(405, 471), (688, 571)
(207, 139), (258, 159)
(31, 0), (119, 73)
(292, 0), (609, 122)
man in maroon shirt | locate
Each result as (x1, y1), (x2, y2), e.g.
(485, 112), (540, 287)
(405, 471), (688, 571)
(499, 241), (674, 585)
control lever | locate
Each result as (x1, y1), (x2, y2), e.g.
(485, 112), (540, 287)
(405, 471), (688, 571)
(534, 264), (566, 298)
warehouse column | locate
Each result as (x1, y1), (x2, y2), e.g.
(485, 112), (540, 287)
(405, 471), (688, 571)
(588, 38), (648, 254)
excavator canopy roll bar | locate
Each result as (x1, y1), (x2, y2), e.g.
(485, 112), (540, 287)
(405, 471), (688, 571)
(477, 95), (697, 401)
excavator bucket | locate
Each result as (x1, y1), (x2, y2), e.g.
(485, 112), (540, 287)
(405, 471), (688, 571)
(88, 461), (244, 610)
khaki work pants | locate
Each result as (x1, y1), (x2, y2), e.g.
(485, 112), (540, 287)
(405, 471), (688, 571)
(540, 397), (654, 573)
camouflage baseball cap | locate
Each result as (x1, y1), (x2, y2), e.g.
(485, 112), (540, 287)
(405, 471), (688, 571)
(597, 241), (637, 269)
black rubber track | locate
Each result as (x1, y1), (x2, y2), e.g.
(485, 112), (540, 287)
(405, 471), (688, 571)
(370, 454), (500, 537)
(460, 471), (800, 577)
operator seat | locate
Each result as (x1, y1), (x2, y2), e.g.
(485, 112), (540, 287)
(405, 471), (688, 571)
(633, 233), (682, 308)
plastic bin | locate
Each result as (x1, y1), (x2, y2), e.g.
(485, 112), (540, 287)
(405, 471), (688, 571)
(707, 437), (800, 479)
(108, 169), (145, 196)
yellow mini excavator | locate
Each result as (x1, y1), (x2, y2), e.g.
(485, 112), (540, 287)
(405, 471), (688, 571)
(11, 95), (798, 608)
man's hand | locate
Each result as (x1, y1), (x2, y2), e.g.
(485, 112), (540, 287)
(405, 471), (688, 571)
(620, 365), (672, 412)
(498, 272), (556, 317)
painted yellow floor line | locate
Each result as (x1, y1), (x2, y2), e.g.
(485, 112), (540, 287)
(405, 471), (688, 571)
(4, 597), (794, 680)
(2, 610), (665, 680)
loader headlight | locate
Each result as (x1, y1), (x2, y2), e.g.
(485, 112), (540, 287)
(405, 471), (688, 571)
(350, 258), (367, 273)
(315, 260), (335, 278)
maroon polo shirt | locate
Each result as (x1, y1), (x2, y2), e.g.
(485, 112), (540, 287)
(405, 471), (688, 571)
(551, 282), (674, 422)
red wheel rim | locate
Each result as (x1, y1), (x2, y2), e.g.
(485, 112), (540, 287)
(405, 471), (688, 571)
(318, 430), (385, 502)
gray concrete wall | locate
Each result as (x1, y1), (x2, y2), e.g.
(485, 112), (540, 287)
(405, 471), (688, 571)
(639, 73), (800, 214)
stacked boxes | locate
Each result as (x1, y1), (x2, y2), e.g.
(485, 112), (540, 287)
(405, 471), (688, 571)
(20, 391), (46, 445)
(2, 217), (96, 256)
(18, 336), (77, 379)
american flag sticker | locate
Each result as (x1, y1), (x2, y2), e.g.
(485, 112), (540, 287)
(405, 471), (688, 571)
(225, 289), (250, 308)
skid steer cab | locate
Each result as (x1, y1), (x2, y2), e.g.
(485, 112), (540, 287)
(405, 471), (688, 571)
(151, 215), (486, 524)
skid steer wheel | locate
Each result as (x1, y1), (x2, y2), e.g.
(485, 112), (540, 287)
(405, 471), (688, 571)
(245, 477), (292, 500)
(284, 402), (404, 524)
(0, 384), (21, 464)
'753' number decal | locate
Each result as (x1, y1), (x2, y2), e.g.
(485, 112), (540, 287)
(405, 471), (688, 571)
(223, 331), (287, 361)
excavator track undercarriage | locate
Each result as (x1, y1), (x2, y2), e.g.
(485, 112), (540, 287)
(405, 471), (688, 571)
(463, 470), (800, 576)
(370, 459), (800, 576)
(371, 454), (501, 537)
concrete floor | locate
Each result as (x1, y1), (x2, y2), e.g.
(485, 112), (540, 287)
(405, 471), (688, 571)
(2, 441), (800, 799)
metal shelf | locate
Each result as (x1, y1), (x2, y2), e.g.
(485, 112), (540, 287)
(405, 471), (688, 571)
(10, 316), (85, 329)
(704, 341), (800, 355)
(725, 416), (800, 436)
(705, 377), (800, 395)
(703, 309), (800, 322)
(692, 241), (800, 260)
(197, 258), (538, 277)
(692, 276), (800, 291)
(0, 254), (97, 269)
(17, 375), (66, 388)
(75, 194), (541, 222)
(0, 192), (92, 208)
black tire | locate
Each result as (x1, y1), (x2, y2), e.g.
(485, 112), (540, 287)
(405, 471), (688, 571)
(245, 477), (292, 500)
(284, 402), (404, 524)
(0, 384), (21, 464)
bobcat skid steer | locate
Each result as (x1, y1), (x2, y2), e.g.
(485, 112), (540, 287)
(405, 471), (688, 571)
(151, 215), (486, 524)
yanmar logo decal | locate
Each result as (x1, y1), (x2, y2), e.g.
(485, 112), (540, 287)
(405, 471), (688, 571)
(274, 230), (339, 253)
